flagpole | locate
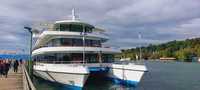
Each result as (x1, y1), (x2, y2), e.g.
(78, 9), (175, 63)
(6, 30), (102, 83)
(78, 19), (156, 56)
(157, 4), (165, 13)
(83, 26), (86, 64)
(139, 32), (142, 60)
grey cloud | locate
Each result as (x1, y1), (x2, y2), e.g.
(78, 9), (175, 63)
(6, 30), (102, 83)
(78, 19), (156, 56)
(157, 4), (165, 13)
(0, 0), (200, 53)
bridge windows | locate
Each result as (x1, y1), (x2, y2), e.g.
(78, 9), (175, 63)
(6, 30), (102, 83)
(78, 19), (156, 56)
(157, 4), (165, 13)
(70, 24), (83, 32)
(55, 24), (94, 33)
(60, 24), (70, 31)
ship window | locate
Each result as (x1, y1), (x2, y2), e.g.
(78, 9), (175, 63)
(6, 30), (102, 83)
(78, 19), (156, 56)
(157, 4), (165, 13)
(86, 54), (98, 63)
(85, 40), (90, 46)
(102, 54), (114, 63)
(63, 54), (71, 61)
(60, 38), (72, 46)
(60, 24), (70, 31)
(91, 40), (101, 47)
(72, 39), (83, 46)
(70, 24), (83, 32)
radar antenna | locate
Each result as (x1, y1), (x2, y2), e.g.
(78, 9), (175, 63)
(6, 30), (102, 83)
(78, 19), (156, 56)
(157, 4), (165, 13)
(72, 8), (79, 20)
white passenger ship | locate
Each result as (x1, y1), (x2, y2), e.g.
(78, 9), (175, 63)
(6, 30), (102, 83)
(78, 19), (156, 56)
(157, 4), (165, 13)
(32, 9), (147, 90)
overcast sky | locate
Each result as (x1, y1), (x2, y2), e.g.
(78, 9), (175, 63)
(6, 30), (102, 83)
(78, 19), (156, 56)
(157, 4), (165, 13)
(0, 0), (200, 54)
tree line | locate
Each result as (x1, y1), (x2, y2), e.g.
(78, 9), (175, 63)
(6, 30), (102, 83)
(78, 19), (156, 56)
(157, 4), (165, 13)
(119, 38), (200, 62)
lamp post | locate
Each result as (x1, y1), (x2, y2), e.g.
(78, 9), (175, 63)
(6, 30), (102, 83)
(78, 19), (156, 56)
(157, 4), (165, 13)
(24, 26), (32, 75)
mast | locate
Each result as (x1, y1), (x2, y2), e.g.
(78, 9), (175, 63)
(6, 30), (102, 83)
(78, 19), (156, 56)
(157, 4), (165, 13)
(72, 8), (76, 21)
(73, 8), (85, 64)
(71, 8), (86, 63)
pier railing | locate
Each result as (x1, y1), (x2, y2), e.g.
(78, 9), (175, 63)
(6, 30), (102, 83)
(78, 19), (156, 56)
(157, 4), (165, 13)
(22, 64), (36, 90)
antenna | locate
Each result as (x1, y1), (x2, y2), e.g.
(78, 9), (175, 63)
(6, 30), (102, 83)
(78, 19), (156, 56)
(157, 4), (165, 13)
(72, 8), (76, 20)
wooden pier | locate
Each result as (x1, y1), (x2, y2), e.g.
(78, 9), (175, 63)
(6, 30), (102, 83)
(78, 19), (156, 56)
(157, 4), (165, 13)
(0, 66), (23, 90)
(0, 65), (36, 90)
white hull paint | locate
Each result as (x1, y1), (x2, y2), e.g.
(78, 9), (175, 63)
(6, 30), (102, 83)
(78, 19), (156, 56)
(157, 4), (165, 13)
(33, 63), (147, 88)
(33, 63), (89, 88)
(109, 63), (147, 86)
(32, 46), (120, 56)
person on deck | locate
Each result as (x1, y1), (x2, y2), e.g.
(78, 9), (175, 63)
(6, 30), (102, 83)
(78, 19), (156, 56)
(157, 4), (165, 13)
(13, 60), (19, 73)
(1, 60), (6, 77)
(0, 60), (3, 77)
(20, 59), (23, 65)
(4, 60), (10, 78)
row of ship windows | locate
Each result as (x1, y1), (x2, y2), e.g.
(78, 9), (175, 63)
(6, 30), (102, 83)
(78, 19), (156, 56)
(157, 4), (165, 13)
(55, 24), (94, 33)
(45, 38), (101, 47)
(33, 53), (114, 63)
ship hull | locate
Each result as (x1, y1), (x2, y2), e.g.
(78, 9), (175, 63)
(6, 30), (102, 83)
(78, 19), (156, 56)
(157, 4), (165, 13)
(33, 63), (147, 89)
(33, 63), (89, 90)
(108, 64), (147, 86)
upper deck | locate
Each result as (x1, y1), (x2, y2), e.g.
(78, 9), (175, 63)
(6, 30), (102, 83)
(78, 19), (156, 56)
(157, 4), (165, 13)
(32, 9), (117, 54)
(34, 19), (109, 48)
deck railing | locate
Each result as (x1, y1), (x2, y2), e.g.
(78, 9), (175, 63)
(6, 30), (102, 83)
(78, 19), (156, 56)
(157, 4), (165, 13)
(33, 60), (116, 64)
(22, 64), (36, 90)
(33, 60), (145, 65)
(34, 60), (84, 64)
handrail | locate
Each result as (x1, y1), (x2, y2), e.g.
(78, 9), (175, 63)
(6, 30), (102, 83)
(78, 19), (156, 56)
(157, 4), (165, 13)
(34, 60), (115, 64)
(22, 64), (36, 90)
(34, 60), (145, 64)
(33, 45), (103, 50)
(35, 60), (84, 64)
(34, 62), (113, 68)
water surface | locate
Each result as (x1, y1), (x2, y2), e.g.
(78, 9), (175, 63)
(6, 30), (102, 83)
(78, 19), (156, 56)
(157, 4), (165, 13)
(33, 61), (200, 90)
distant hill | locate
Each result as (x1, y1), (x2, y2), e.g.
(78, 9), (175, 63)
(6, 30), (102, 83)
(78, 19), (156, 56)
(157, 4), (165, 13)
(120, 38), (200, 62)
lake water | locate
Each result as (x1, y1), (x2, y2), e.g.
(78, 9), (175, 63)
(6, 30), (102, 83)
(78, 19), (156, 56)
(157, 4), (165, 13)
(33, 61), (200, 90)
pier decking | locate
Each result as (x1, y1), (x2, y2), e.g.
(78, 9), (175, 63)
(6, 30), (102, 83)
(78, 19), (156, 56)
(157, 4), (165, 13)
(0, 67), (23, 90)
(0, 65), (36, 90)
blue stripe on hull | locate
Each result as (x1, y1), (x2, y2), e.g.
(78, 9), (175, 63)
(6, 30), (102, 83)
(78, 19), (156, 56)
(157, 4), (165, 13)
(88, 67), (109, 73)
(63, 84), (82, 90)
(107, 77), (139, 87)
